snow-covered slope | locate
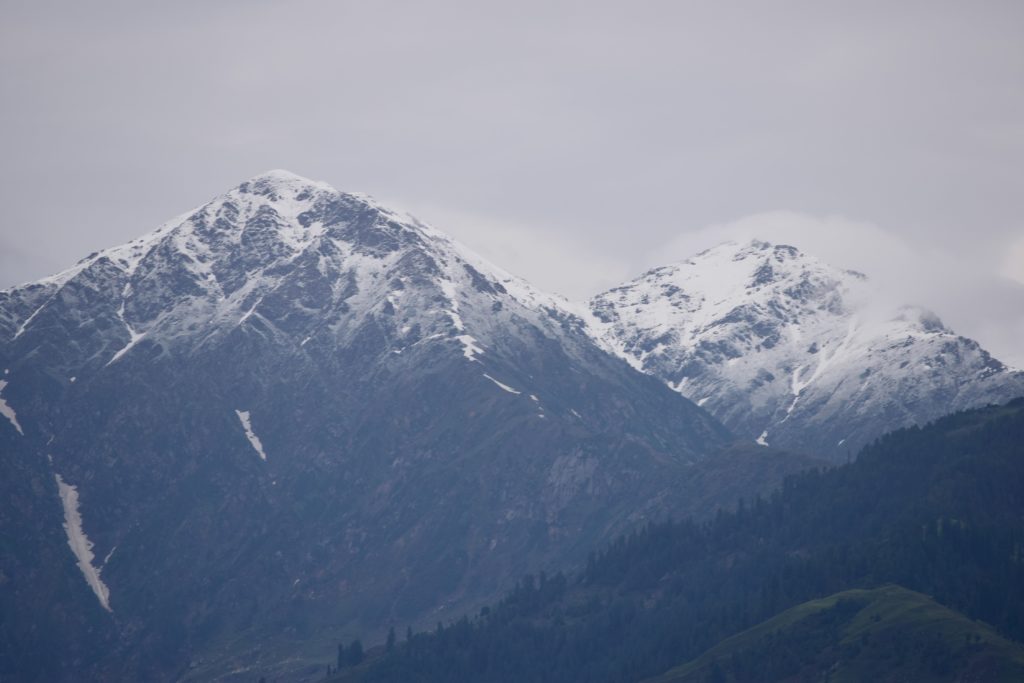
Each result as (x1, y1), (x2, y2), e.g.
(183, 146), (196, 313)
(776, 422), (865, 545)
(589, 239), (1024, 459)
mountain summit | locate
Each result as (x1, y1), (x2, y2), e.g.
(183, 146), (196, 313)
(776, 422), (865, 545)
(589, 239), (1024, 458)
(1, 169), (575, 366)
(0, 171), (732, 681)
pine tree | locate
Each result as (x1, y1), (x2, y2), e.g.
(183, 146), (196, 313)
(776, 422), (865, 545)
(337, 642), (345, 670)
(348, 639), (364, 666)
(386, 626), (396, 652)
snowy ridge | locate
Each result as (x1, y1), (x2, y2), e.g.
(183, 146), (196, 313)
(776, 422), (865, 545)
(55, 473), (112, 612)
(5, 174), (1020, 463)
(3, 170), (592, 377)
(590, 239), (1024, 458)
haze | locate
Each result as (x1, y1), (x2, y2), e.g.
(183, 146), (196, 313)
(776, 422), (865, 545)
(1, 1), (1022, 364)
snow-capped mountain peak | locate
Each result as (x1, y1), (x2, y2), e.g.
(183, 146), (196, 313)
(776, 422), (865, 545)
(591, 239), (867, 370)
(589, 238), (1023, 458)
(2, 171), (586, 375)
(0, 172), (731, 681)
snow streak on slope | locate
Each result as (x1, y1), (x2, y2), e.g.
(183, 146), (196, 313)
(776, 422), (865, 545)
(0, 379), (23, 435)
(107, 298), (146, 366)
(235, 410), (268, 461)
(55, 473), (112, 612)
(483, 374), (522, 394)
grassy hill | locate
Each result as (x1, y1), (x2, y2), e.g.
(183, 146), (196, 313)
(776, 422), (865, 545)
(646, 584), (1024, 683)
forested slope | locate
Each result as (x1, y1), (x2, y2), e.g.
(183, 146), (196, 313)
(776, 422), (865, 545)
(326, 398), (1024, 683)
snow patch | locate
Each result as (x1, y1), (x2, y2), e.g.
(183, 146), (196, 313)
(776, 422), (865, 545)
(483, 374), (521, 395)
(456, 334), (484, 361)
(106, 329), (145, 366)
(106, 291), (145, 366)
(437, 278), (485, 361)
(55, 474), (112, 612)
(780, 365), (806, 420)
(439, 279), (465, 331)
(235, 410), (268, 461)
(14, 300), (50, 339)
(0, 380), (24, 435)
(667, 377), (688, 392)
(756, 430), (769, 446)
(239, 296), (264, 325)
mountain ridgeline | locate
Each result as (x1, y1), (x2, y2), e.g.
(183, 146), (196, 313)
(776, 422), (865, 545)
(0, 171), (1020, 682)
(331, 398), (1024, 683)
(590, 240), (1024, 459)
(1, 172), (740, 682)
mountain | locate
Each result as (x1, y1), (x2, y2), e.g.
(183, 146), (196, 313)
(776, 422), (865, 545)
(0, 171), (744, 682)
(588, 239), (1024, 459)
(332, 398), (1024, 683)
(645, 585), (1024, 683)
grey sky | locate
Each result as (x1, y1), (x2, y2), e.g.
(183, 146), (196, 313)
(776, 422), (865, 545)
(2, 1), (1022, 364)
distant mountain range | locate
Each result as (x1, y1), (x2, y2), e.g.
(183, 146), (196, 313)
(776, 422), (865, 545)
(1, 171), (1020, 682)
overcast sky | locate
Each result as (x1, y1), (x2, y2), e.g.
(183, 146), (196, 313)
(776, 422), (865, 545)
(2, 1), (1022, 364)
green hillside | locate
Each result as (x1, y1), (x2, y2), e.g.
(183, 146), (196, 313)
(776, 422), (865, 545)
(647, 585), (1024, 683)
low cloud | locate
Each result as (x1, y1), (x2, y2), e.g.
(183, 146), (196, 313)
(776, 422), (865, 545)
(403, 205), (1024, 369)
(1002, 236), (1024, 286)
(408, 204), (634, 301)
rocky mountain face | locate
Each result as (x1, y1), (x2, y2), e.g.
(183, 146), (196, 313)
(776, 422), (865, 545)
(589, 239), (1024, 459)
(8, 175), (1014, 682)
(0, 171), (735, 682)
